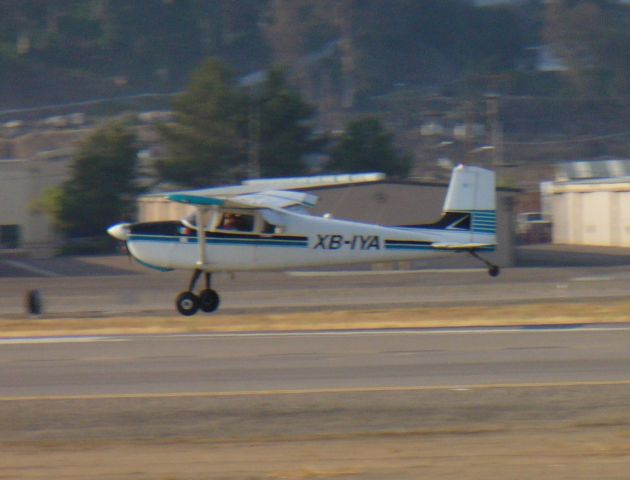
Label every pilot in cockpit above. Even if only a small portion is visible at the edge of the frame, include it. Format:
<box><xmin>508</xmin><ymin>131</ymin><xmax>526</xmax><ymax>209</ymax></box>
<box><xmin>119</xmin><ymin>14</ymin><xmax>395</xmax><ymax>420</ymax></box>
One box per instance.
<box><xmin>220</xmin><ymin>213</ymin><xmax>254</xmax><ymax>231</ymax></box>
<box><xmin>221</xmin><ymin>213</ymin><xmax>239</xmax><ymax>230</ymax></box>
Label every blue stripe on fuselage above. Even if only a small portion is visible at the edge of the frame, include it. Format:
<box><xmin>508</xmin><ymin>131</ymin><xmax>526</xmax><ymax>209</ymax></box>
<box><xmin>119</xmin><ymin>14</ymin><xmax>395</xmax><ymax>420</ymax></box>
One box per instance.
<box><xmin>128</xmin><ymin>234</ymin><xmax>308</xmax><ymax>248</ymax></box>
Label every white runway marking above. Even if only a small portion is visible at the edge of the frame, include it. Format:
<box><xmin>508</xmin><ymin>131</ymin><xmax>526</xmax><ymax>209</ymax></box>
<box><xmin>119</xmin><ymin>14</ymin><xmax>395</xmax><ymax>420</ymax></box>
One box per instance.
<box><xmin>163</xmin><ymin>324</ymin><xmax>630</xmax><ymax>339</ymax></box>
<box><xmin>2</xmin><ymin>260</ymin><xmax>60</xmax><ymax>277</ymax></box>
<box><xmin>572</xmin><ymin>275</ymin><xmax>613</xmax><ymax>282</ymax></box>
<box><xmin>0</xmin><ymin>336</ymin><xmax>125</xmax><ymax>345</ymax></box>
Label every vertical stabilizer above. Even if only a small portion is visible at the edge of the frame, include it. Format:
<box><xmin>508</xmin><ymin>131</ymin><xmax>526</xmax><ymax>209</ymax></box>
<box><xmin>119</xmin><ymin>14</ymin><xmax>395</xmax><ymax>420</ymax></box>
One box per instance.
<box><xmin>443</xmin><ymin>165</ymin><xmax>495</xmax><ymax>213</ymax></box>
<box><xmin>398</xmin><ymin>165</ymin><xmax>497</xmax><ymax>242</ymax></box>
<box><xmin>439</xmin><ymin>165</ymin><xmax>496</xmax><ymax>240</ymax></box>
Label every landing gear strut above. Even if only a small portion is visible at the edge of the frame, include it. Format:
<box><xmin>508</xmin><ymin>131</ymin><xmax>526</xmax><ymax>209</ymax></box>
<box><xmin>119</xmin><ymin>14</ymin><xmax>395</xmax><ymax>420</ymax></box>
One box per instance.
<box><xmin>175</xmin><ymin>270</ymin><xmax>221</xmax><ymax>316</ymax></box>
<box><xmin>469</xmin><ymin>250</ymin><xmax>500</xmax><ymax>277</ymax></box>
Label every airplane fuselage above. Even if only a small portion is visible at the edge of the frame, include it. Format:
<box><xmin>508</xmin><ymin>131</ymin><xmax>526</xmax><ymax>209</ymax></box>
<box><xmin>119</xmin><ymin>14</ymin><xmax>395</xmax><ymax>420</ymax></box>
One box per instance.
<box><xmin>126</xmin><ymin>209</ymin><xmax>495</xmax><ymax>272</ymax></box>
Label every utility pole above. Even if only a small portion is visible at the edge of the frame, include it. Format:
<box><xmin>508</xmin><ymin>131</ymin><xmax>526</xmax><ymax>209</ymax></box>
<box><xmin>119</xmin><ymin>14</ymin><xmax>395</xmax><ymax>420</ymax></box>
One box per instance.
<box><xmin>463</xmin><ymin>100</ymin><xmax>475</xmax><ymax>164</ymax></box>
<box><xmin>486</xmin><ymin>93</ymin><xmax>503</xmax><ymax>168</ymax></box>
<box><xmin>337</xmin><ymin>0</ymin><xmax>355</xmax><ymax>110</ymax></box>
<box><xmin>247</xmin><ymin>100</ymin><xmax>261</xmax><ymax>179</ymax></box>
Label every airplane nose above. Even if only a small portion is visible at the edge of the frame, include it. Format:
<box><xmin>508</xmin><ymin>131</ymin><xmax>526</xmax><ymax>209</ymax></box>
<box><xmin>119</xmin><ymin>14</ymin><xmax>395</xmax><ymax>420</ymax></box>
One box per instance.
<box><xmin>107</xmin><ymin>223</ymin><xmax>131</xmax><ymax>241</ymax></box>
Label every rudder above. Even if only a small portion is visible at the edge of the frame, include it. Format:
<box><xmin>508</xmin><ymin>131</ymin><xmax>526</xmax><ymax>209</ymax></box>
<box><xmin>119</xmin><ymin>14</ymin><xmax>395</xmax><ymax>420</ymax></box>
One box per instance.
<box><xmin>443</xmin><ymin>165</ymin><xmax>495</xmax><ymax>213</ymax></box>
<box><xmin>443</xmin><ymin>165</ymin><xmax>496</xmax><ymax>238</ymax></box>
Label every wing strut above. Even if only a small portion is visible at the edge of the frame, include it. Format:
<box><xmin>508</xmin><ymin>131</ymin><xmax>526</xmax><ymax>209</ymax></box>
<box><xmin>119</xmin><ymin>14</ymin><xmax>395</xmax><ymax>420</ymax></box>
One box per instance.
<box><xmin>195</xmin><ymin>206</ymin><xmax>208</xmax><ymax>267</ymax></box>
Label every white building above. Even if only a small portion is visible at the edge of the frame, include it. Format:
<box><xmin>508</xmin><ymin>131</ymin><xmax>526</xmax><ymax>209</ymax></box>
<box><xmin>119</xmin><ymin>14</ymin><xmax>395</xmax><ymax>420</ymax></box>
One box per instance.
<box><xmin>0</xmin><ymin>148</ymin><xmax>75</xmax><ymax>256</ymax></box>
<box><xmin>550</xmin><ymin>177</ymin><xmax>630</xmax><ymax>247</ymax></box>
<box><xmin>0</xmin><ymin>120</ymin><xmax>161</xmax><ymax>257</ymax></box>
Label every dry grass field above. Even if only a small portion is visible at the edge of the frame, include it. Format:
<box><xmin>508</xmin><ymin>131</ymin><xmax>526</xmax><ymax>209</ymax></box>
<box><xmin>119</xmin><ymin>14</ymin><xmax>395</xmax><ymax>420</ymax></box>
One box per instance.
<box><xmin>2</xmin><ymin>299</ymin><xmax>630</xmax><ymax>338</ymax></box>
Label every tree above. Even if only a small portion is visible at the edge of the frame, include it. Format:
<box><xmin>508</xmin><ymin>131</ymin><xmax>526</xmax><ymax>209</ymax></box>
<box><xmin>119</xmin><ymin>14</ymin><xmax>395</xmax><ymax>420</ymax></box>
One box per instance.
<box><xmin>55</xmin><ymin>120</ymin><xmax>140</xmax><ymax>238</ymax></box>
<box><xmin>157</xmin><ymin>58</ymin><xmax>248</xmax><ymax>186</ymax></box>
<box><xmin>327</xmin><ymin>117</ymin><xmax>412</xmax><ymax>177</ymax></box>
<box><xmin>346</xmin><ymin>0</ymin><xmax>531</xmax><ymax>99</ymax></box>
<box><xmin>255</xmin><ymin>66</ymin><xmax>325</xmax><ymax>177</ymax></box>
<box><xmin>158</xmin><ymin>60</ymin><xmax>324</xmax><ymax>186</ymax></box>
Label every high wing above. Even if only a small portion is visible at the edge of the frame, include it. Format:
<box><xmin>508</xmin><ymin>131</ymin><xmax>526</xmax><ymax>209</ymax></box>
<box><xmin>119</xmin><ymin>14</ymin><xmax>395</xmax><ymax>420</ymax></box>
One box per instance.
<box><xmin>167</xmin><ymin>190</ymin><xmax>318</xmax><ymax>210</ymax></box>
<box><xmin>159</xmin><ymin>173</ymin><xmax>385</xmax><ymax>210</ymax></box>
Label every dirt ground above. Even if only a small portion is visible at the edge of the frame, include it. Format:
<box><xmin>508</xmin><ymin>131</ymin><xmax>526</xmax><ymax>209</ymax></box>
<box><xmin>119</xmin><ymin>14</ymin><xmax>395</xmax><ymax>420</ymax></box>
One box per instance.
<box><xmin>2</xmin><ymin>385</ymin><xmax>630</xmax><ymax>479</ymax></box>
<box><xmin>4</xmin><ymin>430</ymin><xmax>630</xmax><ymax>480</ymax></box>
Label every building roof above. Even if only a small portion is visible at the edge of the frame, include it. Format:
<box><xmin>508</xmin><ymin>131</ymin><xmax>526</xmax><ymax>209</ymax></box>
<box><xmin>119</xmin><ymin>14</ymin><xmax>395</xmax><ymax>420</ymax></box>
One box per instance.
<box><xmin>556</xmin><ymin>159</ymin><xmax>630</xmax><ymax>182</ymax></box>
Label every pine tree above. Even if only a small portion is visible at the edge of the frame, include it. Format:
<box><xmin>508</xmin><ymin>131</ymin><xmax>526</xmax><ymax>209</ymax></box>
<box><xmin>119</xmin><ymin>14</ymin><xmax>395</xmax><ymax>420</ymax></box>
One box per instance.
<box><xmin>56</xmin><ymin>120</ymin><xmax>140</xmax><ymax>237</ymax></box>
<box><xmin>328</xmin><ymin>117</ymin><xmax>411</xmax><ymax>177</ymax></box>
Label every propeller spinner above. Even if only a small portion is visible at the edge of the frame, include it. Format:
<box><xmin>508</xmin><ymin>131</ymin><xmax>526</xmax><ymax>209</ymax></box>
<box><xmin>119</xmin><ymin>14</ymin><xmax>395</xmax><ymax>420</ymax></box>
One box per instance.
<box><xmin>107</xmin><ymin>223</ymin><xmax>131</xmax><ymax>241</ymax></box>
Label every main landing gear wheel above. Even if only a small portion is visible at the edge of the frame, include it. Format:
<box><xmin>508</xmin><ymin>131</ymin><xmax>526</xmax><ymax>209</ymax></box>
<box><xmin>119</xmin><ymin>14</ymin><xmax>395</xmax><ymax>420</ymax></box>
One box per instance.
<box><xmin>175</xmin><ymin>269</ymin><xmax>221</xmax><ymax>316</ymax></box>
<box><xmin>468</xmin><ymin>250</ymin><xmax>501</xmax><ymax>278</ymax></box>
<box><xmin>176</xmin><ymin>291</ymin><xmax>199</xmax><ymax>316</ymax></box>
<box><xmin>199</xmin><ymin>288</ymin><xmax>220</xmax><ymax>313</ymax></box>
<box><xmin>488</xmin><ymin>265</ymin><xmax>500</xmax><ymax>277</ymax></box>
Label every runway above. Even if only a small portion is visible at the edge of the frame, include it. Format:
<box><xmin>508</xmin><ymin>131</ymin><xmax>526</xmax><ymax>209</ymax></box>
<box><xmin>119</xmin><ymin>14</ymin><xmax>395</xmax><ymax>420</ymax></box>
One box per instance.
<box><xmin>3</xmin><ymin>262</ymin><xmax>630</xmax><ymax>317</ymax></box>
<box><xmin>3</xmin><ymin>326</ymin><xmax>630</xmax><ymax>479</ymax></box>
<box><xmin>2</xmin><ymin>326</ymin><xmax>630</xmax><ymax>399</ymax></box>
<box><xmin>3</xmin><ymin>248</ymin><xmax>630</xmax><ymax>477</ymax></box>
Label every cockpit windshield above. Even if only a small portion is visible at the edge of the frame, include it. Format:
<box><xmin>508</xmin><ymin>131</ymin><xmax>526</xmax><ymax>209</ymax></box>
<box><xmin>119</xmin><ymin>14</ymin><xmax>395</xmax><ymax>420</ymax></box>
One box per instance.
<box><xmin>182</xmin><ymin>213</ymin><xmax>197</xmax><ymax>229</ymax></box>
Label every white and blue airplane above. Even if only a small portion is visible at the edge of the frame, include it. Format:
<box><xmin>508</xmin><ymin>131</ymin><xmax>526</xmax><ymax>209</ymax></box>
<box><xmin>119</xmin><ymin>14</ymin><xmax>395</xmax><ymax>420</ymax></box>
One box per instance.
<box><xmin>108</xmin><ymin>164</ymin><xmax>499</xmax><ymax>316</ymax></box>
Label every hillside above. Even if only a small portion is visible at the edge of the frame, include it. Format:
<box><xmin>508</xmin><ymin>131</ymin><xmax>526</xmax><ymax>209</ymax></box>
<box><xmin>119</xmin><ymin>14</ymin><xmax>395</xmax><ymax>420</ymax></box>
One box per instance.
<box><xmin>1</xmin><ymin>0</ymin><xmax>627</xmax><ymax>181</ymax></box>
<box><xmin>0</xmin><ymin>0</ymin><xmax>538</xmax><ymax>110</ymax></box>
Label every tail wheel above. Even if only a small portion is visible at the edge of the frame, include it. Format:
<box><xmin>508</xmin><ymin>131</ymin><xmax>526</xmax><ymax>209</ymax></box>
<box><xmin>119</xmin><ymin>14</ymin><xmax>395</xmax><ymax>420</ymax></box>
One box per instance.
<box><xmin>488</xmin><ymin>265</ymin><xmax>500</xmax><ymax>277</ymax></box>
<box><xmin>199</xmin><ymin>288</ymin><xmax>220</xmax><ymax>313</ymax></box>
<box><xmin>176</xmin><ymin>291</ymin><xmax>199</xmax><ymax>316</ymax></box>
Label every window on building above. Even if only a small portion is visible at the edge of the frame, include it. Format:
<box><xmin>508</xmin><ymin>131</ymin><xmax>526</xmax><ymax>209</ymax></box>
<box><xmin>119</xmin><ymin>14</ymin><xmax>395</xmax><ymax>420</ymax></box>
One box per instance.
<box><xmin>0</xmin><ymin>225</ymin><xmax>20</xmax><ymax>249</ymax></box>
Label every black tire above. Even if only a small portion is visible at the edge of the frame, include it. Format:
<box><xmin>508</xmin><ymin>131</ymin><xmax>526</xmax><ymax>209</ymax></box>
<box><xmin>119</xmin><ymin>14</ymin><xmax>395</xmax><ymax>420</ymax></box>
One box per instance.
<box><xmin>176</xmin><ymin>291</ymin><xmax>199</xmax><ymax>316</ymax></box>
<box><xmin>199</xmin><ymin>288</ymin><xmax>220</xmax><ymax>313</ymax></box>
<box><xmin>488</xmin><ymin>265</ymin><xmax>500</xmax><ymax>277</ymax></box>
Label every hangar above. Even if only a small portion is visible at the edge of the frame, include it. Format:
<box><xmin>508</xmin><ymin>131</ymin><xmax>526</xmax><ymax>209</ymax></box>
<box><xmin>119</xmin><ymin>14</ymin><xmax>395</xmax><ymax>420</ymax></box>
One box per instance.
<box><xmin>550</xmin><ymin>177</ymin><xmax>630</xmax><ymax>247</ymax></box>
<box><xmin>549</xmin><ymin>160</ymin><xmax>630</xmax><ymax>247</ymax></box>
<box><xmin>139</xmin><ymin>179</ymin><xmax>517</xmax><ymax>267</ymax></box>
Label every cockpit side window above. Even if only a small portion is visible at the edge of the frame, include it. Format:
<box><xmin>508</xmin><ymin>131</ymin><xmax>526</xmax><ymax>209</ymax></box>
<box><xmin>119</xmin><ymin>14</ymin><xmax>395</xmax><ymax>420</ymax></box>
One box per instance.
<box><xmin>262</xmin><ymin>221</ymin><xmax>276</xmax><ymax>234</ymax></box>
<box><xmin>183</xmin><ymin>211</ymin><xmax>260</xmax><ymax>233</ymax></box>
<box><xmin>218</xmin><ymin>212</ymin><xmax>255</xmax><ymax>232</ymax></box>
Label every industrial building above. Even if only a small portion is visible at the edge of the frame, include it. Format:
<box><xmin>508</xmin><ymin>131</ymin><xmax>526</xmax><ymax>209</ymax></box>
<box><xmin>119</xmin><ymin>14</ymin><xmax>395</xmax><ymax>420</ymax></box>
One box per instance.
<box><xmin>0</xmin><ymin>118</ymin><xmax>160</xmax><ymax>257</ymax></box>
<box><xmin>0</xmin><ymin>135</ymin><xmax>80</xmax><ymax>257</ymax></box>
<box><xmin>549</xmin><ymin>159</ymin><xmax>630</xmax><ymax>247</ymax></box>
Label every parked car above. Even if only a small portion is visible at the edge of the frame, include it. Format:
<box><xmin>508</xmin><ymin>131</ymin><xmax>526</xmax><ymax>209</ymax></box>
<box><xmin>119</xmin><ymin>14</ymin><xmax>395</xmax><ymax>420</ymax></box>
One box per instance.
<box><xmin>516</xmin><ymin>212</ymin><xmax>551</xmax><ymax>243</ymax></box>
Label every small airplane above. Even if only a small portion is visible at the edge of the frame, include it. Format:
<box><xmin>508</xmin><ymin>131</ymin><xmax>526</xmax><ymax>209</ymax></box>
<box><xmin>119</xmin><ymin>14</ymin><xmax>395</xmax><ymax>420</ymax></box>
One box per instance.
<box><xmin>108</xmin><ymin>164</ymin><xmax>499</xmax><ymax>316</ymax></box>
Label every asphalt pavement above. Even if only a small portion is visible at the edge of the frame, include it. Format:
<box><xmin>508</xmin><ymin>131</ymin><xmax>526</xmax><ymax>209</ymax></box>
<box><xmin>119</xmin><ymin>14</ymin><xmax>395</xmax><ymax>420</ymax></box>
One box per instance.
<box><xmin>3</xmin><ymin>251</ymin><xmax>630</xmax><ymax>316</ymax></box>
<box><xmin>2</xmin><ymin>326</ymin><xmax>630</xmax><ymax>398</ymax></box>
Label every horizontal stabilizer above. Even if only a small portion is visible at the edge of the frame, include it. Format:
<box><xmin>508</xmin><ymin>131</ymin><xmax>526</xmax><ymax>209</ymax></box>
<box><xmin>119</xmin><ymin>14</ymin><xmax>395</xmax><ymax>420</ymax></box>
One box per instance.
<box><xmin>432</xmin><ymin>242</ymin><xmax>496</xmax><ymax>251</ymax></box>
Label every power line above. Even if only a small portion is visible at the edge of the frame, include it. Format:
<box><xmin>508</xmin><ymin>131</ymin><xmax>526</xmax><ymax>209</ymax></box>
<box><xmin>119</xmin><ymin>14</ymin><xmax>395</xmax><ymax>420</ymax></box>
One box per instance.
<box><xmin>505</xmin><ymin>130</ymin><xmax>630</xmax><ymax>146</ymax></box>
<box><xmin>0</xmin><ymin>92</ymin><xmax>181</xmax><ymax>119</ymax></box>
